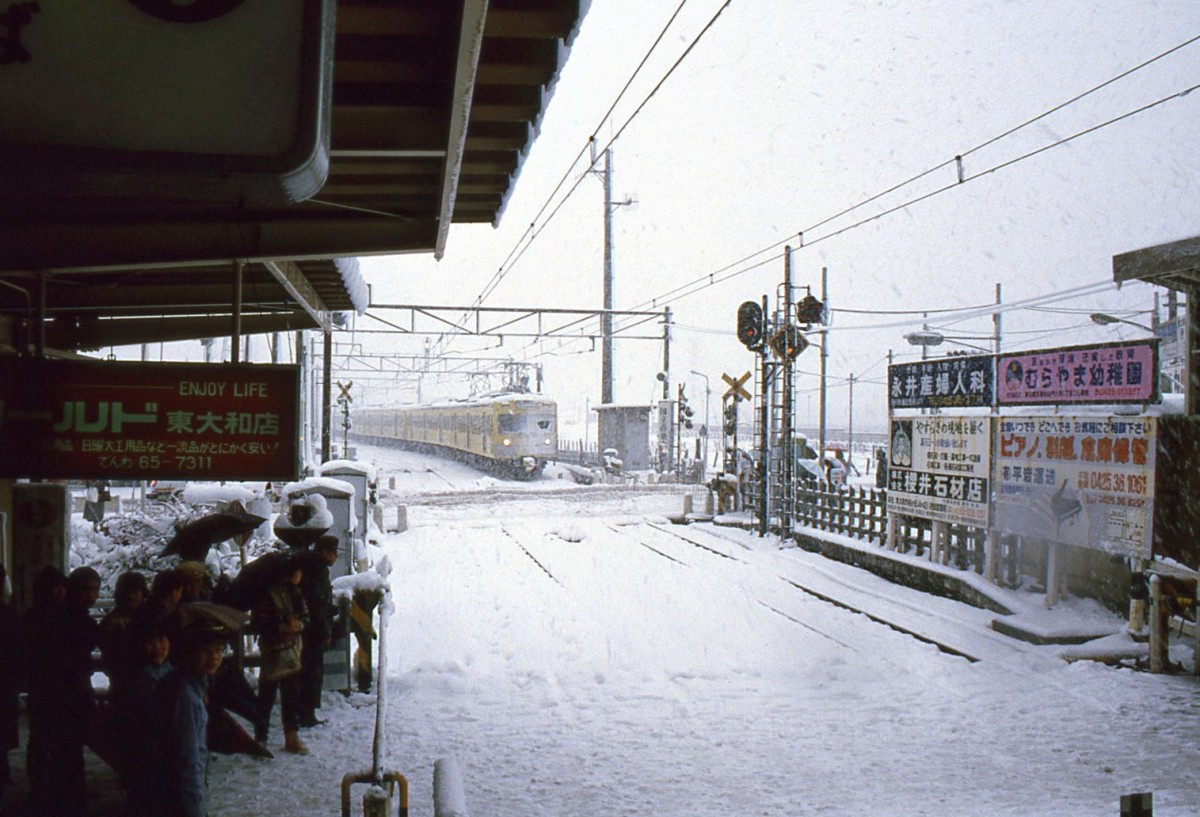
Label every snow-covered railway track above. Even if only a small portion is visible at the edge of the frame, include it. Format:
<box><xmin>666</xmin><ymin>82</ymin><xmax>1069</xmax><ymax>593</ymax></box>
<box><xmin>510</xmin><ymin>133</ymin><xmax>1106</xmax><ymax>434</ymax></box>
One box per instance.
<box><xmin>638</xmin><ymin>522</ymin><xmax>985</xmax><ymax>663</ymax></box>
<box><xmin>408</xmin><ymin>483</ymin><xmax>695</xmax><ymax>507</ymax></box>
<box><xmin>499</xmin><ymin>525</ymin><xmax>561</xmax><ymax>585</ymax></box>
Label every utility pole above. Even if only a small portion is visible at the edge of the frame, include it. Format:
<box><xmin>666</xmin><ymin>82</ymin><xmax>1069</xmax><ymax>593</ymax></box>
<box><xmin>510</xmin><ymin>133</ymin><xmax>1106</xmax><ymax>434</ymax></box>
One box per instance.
<box><xmin>818</xmin><ymin>266</ymin><xmax>828</xmax><ymax>464</ymax></box>
<box><xmin>847</xmin><ymin>373</ymin><xmax>855</xmax><ymax>468</ymax></box>
<box><xmin>781</xmin><ymin>248</ymin><xmax>794</xmax><ymax>532</ymax></box>
<box><xmin>662</xmin><ymin>307</ymin><xmax>671</xmax><ymax>399</ymax></box>
<box><xmin>993</xmin><ymin>282</ymin><xmax>1002</xmax><ymax>353</ymax></box>
<box><xmin>591</xmin><ymin>143</ymin><xmax>635</xmax><ymax>405</ymax></box>
<box><xmin>759</xmin><ymin>293</ymin><xmax>771</xmax><ymax>537</ymax></box>
<box><xmin>322</xmin><ymin>324</ymin><xmax>332</xmax><ymax>462</ymax></box>
<box><xmin>601</xmin><ymin>146</ymin><xmax>614</xmax><ymax>405</ymax></box>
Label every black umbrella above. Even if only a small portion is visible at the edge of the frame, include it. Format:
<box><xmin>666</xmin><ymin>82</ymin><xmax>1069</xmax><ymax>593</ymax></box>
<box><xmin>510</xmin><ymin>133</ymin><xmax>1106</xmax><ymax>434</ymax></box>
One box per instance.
<box><xmin>177</xmin><ymin>601</ymin><xmax>251</xmax><ymax>634</ymax></box>
<box><xmin>162</xmin><ymin>509</ymin><xmax>267</xmax><ymax>561</ymax></box>
<box><xmin>223</xmin><ymin>550</ymin><xmax>290</xmax><ymax>612</ymax></box>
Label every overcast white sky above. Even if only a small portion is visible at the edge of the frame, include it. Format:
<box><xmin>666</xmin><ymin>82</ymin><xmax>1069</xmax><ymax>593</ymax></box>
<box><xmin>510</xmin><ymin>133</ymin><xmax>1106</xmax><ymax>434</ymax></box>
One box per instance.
<box><xmin>356</xmin><ymin>0</ymin><xmax>1199</xmax><ymax>436</ymax></box>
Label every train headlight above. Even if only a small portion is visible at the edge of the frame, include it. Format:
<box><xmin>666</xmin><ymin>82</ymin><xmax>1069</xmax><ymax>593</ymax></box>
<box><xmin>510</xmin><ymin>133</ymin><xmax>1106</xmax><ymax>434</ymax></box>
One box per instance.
<box><xmin>544</xmin><ymin>438</ymin><xmax>552</xmax><ymax>445</ymax></box>
<box><xmin>503</xmin><ymin>438</ymin><xmax>512</xmax><ymax>446</ymax></box>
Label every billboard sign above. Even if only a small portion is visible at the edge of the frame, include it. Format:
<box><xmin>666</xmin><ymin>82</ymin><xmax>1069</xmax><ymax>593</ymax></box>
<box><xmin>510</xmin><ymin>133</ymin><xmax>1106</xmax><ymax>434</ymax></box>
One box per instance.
<box><xmin>886</xmin><ymin>415</ymin><xmax>991</xmax><ymax>526</ymax></box>
<box><xmin>996</xmin><ymin>415</ymin><xmax>1156</xmax><ymax>557</ymax></box>
<box><xmin>996</xmin><ymin>340</ymin><xmax>1158</xmax><ymax>406</ymax></box>
<box><xmin>0</xmin><ymin>358</ymin><xmax>299</xmax><ymax>481</ymax></box>
<box><xmin>888</xmin><ymin>355</ymin><xmax>994</xmax><ymax>410</ymax></box>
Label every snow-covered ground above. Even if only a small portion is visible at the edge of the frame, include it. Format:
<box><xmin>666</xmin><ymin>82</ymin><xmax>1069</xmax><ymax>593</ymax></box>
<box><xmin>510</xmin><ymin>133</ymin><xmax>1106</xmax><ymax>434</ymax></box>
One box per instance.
<box><xmin>199</xmin><ymin>443</ymin><xmax>1200</xmax><ymax>817</ymax></box>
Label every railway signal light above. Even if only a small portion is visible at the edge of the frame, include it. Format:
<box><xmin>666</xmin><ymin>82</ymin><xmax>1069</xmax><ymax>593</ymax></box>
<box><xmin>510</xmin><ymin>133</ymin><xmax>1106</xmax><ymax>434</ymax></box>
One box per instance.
<box><xmin>795</xmin><ymin>294</ymin><xmax>824</xmax><ymax>325</ymax></box>
<box><xmin>677</xmin><ymin>397</ymin><xmax>695</xmax><ymax>430</ymax></box>
<box><xmin>736</xmin><ymin>301</ymin><xmax>764</xmax><ymax>349</ymax></box>
<box><xmin>723</xmin><ymin>403</ymin><xmax>737</xmax><ymax>435</ymax></box>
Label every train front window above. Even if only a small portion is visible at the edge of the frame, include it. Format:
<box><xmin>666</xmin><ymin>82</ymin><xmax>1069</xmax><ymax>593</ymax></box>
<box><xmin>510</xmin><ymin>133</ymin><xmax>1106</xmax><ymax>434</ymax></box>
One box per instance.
<box><xmin>537</xmin><ymin>419</ymin><xmax>552</xmax><ymax>431</ymax></box>
<box><xmin>498</xmin><ymin>414</ymin><xmax>524</xmax><ymax>433</ymax></box>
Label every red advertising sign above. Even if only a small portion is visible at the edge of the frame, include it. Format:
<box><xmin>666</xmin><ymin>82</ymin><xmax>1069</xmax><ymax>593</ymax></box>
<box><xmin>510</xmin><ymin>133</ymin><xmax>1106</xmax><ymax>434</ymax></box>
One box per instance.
<box><xmin>996</xmin><ymin>340</ymin><xmax>1158</xmax><ymax>406</ymax></box>
<box><xmin>0</xmin><ymin>359</ymin><xmax>299</xmax><ymax>481</ymax></box>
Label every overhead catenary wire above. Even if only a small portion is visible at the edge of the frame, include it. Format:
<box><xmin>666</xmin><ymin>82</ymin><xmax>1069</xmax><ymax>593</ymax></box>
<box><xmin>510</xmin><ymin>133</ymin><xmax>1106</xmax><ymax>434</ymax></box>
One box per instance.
<box><xmin>459</xmin><ymin>0</ymin><xmax>723</xmax><ymax>326</ymax></box>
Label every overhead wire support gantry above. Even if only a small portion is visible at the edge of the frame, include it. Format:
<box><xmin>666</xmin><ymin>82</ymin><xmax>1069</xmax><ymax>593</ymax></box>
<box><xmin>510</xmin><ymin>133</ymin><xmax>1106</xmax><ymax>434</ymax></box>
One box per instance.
<box><xmin>362</xmin><ymin>303</ymin><xmax>666</xmax><ymax>342</ymax></box>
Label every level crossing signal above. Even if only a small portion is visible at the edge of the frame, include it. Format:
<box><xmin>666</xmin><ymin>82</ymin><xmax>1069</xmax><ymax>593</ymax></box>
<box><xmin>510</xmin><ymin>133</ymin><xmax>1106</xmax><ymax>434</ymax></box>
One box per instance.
<box><xmin>723</xmin><ymin>403</ymin><xmax>737</xmax><ymax>435</ymax></box>
<box><xmin>677</xmin><ymin>386</ymin><xmax>695</xmax><ymax>429</ymax></box>
<box><xmin>736</xmin><ymin>301</ymin><xmax>763</xmax><ymax>349</ymax></box>
<box><xmin>769</xmin><ymin>325</ymin><xmax>808</xmax><ymax>362</ymax></box>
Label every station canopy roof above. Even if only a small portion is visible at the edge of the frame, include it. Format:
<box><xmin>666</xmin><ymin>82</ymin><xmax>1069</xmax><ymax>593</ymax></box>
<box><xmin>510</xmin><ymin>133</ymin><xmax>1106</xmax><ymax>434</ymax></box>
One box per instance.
<box><xmin>0</xmin><ymin>0</ymin><xmax>588</xmax><ymax>352</ymax></box>
<box><xmin>1113</xmin><ymin>235</ymin><xmax>1200</xmax><ymax>293</ymax></box>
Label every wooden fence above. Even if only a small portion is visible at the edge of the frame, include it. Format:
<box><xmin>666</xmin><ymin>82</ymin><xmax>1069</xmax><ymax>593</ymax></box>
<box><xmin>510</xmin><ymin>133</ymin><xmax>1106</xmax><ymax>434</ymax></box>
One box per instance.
<box><xmin>788</xmin><ymin>484</ymin><xmax>1022</xmax><ymax>584</ymax></box>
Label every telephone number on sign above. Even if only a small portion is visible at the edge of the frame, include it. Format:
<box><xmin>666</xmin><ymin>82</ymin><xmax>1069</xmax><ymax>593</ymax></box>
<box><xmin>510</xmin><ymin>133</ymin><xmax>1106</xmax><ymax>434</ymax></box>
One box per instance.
<box><xmin>176</xmin><ymin>455</ymin><xmax>214</xmax><ymax>470</ymax></box>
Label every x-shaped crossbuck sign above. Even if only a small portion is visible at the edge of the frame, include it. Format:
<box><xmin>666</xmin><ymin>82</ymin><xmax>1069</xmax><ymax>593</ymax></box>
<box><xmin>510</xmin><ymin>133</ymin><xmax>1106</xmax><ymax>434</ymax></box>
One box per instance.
<box><xmin>722</xmin><ymin>371</ymin><xmax>752</xmax><ymax>401</ymax></box>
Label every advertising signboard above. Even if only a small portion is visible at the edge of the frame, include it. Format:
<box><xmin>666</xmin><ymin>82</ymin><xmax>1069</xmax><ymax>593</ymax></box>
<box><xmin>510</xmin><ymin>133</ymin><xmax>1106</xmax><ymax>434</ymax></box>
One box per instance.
<box><xmin>0</xmin><ymin>358</ymin><xmax>299</xmax><ymax>481</ymax></box>
<box><xmin>996</xmin><ymin>340</ymin><xmax>1158</xmax><ymax>406</ymax></box>
<box><xmin>996</xmin><ymin>415</ymin><xmax>1156</xmax><ymax>557</ymax></box>
<box><xmin>888</xmin><ymin>355</ymin><xmax>993</xmax><ymax>411</ymax></box>
<box><xmin>886</xmin><ymin>415</ymin><xmax>991</xmax><ymax>527</ymax></box>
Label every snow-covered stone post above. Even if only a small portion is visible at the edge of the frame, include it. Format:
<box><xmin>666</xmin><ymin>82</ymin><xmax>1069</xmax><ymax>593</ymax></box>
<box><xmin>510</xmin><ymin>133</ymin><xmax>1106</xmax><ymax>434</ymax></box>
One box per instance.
<box><xmin>930</xmin><ymin>520</ymin><xmax>945</xmax><ymax>565</ymax></box>
<box><xmin>1149</xmin><ymin>574</ymin><xmax>1167</xmax><ymax>673</ymax></box>
<box><xmin>1044</xmin><ymin>540</ymin><xmax>1060</xmax><ymax>608</ymax></box>
<box><xmin>433</xmin><ymin>758</ymin><xmax>470</xmax><ymax>817</ymax></box>
<box><xmin>984</xmin><ymin>529</ymin><xmax>999</xmax><ymax>584</ymax></box>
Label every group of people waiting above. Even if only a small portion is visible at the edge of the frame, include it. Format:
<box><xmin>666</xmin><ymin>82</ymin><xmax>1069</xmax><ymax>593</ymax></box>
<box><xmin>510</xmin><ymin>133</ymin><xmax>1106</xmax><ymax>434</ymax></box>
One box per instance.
<box><xmin>0</xmin><ymin>532</ymin><xmax>340</xmax><ymax>817</ymax></box>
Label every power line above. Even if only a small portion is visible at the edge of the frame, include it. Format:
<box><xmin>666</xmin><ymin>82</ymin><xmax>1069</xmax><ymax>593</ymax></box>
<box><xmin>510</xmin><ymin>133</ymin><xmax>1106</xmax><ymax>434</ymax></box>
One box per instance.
<box><xmin>465</xmin><ymin>0</ymin><xmax>722</xmax><ymax>313</ymax></box>
<box><xmin>599</xmin><ymin>35</ymin><xmax>1200</xmax><ymax>322</ymax></box>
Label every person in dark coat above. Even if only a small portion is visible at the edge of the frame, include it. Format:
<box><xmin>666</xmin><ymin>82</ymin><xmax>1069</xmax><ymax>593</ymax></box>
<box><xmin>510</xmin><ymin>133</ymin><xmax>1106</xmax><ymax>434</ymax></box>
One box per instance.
<box><xmin>252</xmin><ymin>555</ymin><xmax>309</xmax><ymax>755</ymax></box>
<box><xmin>0</xmin><ymin>563</ymin><xmax>21</xmax><ymax>807</ymax></box>
<box><xmin>147</xmin><ymin>621</ymin><xmax>228</xmax><ymax>817</ymax></box>
<box><xmin>297</xmin><ymin>534</ymin><xmax>339</xmax><ymax>728</ymax></box>
<box><xmin>100</xmin><ymin>570</ymin><xmax>149</xmax><ymax>685</ymax></box>
<box><xmin>113</xmin><ymin>616</ymin><xmax>173</xmax><ymax>817</ymax></box>
<box><xmin>23</xmin><ymin>565</ymin><xmax>99</xmax><ymax>817</ymax></box>
<box><xmin>133</xmin><ymin>568</ymin><xmax>186</xmax><ymax>649</ymax></box>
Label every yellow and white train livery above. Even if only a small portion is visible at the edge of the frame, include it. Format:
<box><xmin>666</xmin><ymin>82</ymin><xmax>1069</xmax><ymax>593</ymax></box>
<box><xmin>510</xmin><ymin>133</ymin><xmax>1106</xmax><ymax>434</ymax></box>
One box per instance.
<box><xmin>354</xmin><ymin>394</ymin><xmax>557</xmax><ymax>479</ymax></box>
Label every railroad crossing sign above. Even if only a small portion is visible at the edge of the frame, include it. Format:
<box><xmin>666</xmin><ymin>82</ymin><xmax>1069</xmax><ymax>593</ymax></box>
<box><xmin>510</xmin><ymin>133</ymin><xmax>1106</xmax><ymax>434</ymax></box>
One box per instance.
<box><xmin>722</xmin><ymin>371</ymin><xmax>752</xmax><ymax>401</ymax></box>
<box><xmin>337</xmin><ymin>380</ymin><xmax>354</xmax><ymax>403</ymax></box>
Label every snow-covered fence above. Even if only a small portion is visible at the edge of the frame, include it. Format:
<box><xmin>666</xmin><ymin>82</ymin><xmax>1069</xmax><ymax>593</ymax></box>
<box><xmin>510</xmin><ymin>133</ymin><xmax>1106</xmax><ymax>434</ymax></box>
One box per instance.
<box><xmin>556</xmin><ymin>438</ymin><xmax>601</xmax><ymax>467</ymax></box>
<box><xmin>794</xmin><ymin>484</ymin><xmax>887</xmax><ymax>543</ymax></box>
<box><xmin>791</xmin><ymin>485</ymin><xmax>1004</xmax><ymax>580</ymax></box>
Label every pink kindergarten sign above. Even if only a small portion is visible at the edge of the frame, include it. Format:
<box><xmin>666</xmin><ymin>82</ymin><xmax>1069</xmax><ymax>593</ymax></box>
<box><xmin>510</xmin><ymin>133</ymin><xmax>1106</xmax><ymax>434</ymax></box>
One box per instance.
<box><xmin>996</xmin><ymin>340</ymin><xmax>1158</xmax><ymax>406</ymax></box>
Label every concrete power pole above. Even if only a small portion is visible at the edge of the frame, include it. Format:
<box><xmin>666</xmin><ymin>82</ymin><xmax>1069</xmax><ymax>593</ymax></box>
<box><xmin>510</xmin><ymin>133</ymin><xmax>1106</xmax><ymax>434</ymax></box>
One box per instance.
<box><xmin>602</xmin><ymin>147</ymin><xmax>614</xmax><ymax>405</ymax></box>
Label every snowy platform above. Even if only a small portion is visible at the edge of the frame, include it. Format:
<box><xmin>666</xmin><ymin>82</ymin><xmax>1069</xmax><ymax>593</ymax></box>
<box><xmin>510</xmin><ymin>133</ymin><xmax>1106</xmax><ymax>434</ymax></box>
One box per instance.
<box><xmin>991</xmin><ymin>611</ymin><xmax>1123</xmax><ymax>646</ymax></box>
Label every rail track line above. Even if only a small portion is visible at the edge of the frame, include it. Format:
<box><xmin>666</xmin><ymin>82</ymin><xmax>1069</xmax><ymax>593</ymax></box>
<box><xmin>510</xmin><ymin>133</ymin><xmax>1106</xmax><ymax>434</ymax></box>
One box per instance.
<box><xmin>640</xmin><ymin>522</ymin><xmax>982</xmax><ymax>663</ymax></box>
<box><xmin>499</xmin><ymin>525</ymin><xmax>562</xmax><ymax>586</ymax></box>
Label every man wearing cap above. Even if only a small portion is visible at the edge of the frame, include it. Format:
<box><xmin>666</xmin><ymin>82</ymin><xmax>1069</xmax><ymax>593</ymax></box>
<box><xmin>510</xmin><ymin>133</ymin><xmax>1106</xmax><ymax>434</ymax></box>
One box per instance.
<box><xmin>297</xmin><ymin>534</ymin><xmax>339</xmax><ymax>728</ymax></box>
<box><xmin>147</xmin><ymin>621</ymin><xmax>228</xmax><ymax>817</ymax></box>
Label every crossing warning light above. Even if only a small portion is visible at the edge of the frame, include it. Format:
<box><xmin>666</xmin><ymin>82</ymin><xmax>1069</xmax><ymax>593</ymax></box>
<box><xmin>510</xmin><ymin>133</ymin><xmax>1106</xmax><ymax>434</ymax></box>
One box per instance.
<box><xmin>769</xmin><ymin>325</ymin><xmax>809</xmax><ymax>362</ymax></box>
<box><xmin>736</xmin><ymin>301</ymin><xmax>763</xmax><ymax>349</ymax></box>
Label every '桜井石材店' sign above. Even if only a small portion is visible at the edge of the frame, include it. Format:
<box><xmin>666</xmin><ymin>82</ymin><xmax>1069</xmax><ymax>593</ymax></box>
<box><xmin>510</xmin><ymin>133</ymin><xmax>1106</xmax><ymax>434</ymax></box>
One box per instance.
<box><xmin>887</xmin><ymin>415</ymin><xmax>992</xmax><ymax>527</ymax></box>
<box><xmin>0</xmin><ymin>359</ymin><xmax>299</xmax><ymax>481</ymax></box>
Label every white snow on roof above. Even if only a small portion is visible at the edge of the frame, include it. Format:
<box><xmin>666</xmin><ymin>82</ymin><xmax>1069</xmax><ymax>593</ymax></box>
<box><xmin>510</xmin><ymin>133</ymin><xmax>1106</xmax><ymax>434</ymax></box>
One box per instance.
<box><xmin>335</xmin><ymin>257</ymin><xmax>369</xmax><ymax>314</ymax></box>
<box><xmin>318</xmin><ymin>459</ymin><xmax>377</xmax><ymax>482</ymax></box>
